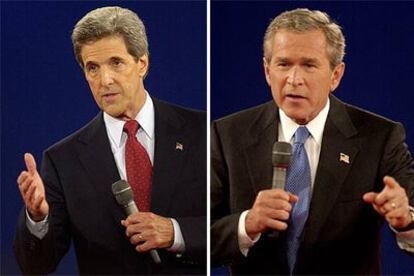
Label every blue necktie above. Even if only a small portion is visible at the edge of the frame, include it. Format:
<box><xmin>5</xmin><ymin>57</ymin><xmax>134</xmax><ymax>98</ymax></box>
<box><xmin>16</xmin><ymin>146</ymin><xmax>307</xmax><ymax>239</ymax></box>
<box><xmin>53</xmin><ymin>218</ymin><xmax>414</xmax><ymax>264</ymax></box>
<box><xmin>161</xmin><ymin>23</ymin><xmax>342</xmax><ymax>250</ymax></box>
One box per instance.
<box><xmin>285</xmin><ymin>126</ymin><xmax>311</xmax><ymax>274</ymax></box>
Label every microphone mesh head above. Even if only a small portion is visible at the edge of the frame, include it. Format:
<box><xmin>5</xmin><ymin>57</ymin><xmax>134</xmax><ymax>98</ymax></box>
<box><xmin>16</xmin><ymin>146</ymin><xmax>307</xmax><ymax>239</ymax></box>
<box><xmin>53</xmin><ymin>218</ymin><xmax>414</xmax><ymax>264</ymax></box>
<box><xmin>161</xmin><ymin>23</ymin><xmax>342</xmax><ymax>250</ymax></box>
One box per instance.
<box><xmin>112</xmin><ymin>180</ymin><xmax>134</xmax><ymax>206</ymax></box>
<box><xmin>272</xmin><ymin>142</ymin><xmax>292</xmax><ymax>167</ymax></box>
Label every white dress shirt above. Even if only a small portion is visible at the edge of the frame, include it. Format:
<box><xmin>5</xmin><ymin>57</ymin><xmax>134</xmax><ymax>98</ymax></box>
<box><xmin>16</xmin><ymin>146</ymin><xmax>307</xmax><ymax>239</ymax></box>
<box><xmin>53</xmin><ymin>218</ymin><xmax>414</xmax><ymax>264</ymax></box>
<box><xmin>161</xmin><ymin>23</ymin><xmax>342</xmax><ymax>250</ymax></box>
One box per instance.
<box><xmin>26</xmin><ymin>92</ymin><xmax>185</xmax><ymax>253</ymax></box>
<box><xmin>238</xmin><ymin>99</ymin><xmax>414</xmax><ymax>255</ymax></box>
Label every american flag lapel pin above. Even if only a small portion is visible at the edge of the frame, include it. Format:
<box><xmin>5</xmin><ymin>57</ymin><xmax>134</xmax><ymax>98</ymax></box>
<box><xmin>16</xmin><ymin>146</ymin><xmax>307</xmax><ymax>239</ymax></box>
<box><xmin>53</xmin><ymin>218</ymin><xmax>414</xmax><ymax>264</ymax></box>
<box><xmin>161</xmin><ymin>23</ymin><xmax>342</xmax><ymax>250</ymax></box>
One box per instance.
<box><xmin>176</xmin><ymin>142</ymin><xmax>184</xmax><ymax>151</ymax></box>
<box><xmin>339</xmin><ymin>153</ymin><xmax>350</xmax><ymax>164</ymax></box>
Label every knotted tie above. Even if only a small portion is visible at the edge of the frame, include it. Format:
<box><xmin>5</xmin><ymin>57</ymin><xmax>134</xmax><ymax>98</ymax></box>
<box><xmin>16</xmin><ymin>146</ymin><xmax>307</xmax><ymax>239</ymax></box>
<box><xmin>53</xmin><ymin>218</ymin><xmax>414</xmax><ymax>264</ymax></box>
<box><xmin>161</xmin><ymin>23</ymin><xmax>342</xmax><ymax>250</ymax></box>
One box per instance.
<box><xmin>285</xmin><ymin>126</ymin><xmax>311</xmax><ymax>274</ymax></box>
<box><xmin>123</xmin><ymin>120</ymin><xmax>152</xmax><ymax>212</ymax></box>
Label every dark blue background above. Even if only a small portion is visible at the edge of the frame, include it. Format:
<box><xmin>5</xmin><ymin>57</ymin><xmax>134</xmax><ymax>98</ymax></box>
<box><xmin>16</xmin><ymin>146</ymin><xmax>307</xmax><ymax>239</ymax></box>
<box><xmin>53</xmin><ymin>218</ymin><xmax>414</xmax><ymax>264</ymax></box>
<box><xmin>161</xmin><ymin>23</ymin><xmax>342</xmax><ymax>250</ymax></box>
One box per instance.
<box><xmin>1</xmin><ymin>1</ymin><xmax>206</xmax><ymax>274</ymax></box>
<box><xmin>211</xmin><ymin>1</ymin><xmax>414</xmax><ymax>275</ymax></box>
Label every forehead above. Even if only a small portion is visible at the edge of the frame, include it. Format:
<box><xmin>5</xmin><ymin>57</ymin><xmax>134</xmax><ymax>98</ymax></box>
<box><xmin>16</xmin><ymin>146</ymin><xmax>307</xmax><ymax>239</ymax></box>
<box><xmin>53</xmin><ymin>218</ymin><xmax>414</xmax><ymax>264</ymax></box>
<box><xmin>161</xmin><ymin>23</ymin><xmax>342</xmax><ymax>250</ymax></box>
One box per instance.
<box><xmin>271</xmin><ymin>30</ymin><xmax>329</xmax><ymax>61</ymax></box>
<box><xmin>80</xmin><ymin>36</ymin><xmax>132</xmax><ymax>64</ymax></box>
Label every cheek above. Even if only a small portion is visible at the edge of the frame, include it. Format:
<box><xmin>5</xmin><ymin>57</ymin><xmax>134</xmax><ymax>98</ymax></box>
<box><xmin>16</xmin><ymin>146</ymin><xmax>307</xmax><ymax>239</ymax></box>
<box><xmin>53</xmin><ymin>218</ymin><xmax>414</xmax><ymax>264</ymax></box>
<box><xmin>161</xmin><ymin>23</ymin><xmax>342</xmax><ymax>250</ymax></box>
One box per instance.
<box><xmin>87</xmin><ymin>81</ymin><xmax>101</xmax><ymax>101</ymax></box>
<box><xmin>269</xmin><ymin>75</ymin><xmax>285</xmax><ymax>97</ymax></box>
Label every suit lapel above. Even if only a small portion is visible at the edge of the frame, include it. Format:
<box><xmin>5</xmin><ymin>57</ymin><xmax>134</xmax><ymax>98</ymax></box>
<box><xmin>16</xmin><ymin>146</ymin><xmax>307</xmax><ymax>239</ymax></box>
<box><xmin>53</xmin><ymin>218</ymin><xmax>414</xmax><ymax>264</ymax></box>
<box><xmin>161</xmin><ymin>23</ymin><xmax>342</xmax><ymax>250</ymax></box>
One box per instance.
<box><xmin>303</xmin><ymin>96</ymin><xmax>360</xmax><ymax>244</ymax></box>
<box><xmin>243</xmin><ymin>102</ymin><xmax>279</xmax><ymax>193</ymax></box>
<box><xmin>151</xmin><ymin>99</ymin><xmax>187</xmax><ymax>215</ymax></box>
<box><xmin>76</xmin><ymin>113</ymin><xmax>124</xmax><ymax>223</ymax></box>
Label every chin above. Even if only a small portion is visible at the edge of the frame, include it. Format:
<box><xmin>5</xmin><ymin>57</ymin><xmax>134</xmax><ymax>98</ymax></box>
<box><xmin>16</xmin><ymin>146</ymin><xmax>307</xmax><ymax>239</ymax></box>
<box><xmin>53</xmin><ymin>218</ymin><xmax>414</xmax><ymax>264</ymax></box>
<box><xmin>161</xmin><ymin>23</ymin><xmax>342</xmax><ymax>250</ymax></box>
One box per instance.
<box><xmin>285</xmin><ymin>111</ymin><xmax>309</xmax><ymax>125</ymax></box>
<box><xmin>102</xmin><ymin>106</ymin><xmax>124</xmax><ymax>118</ymax></box>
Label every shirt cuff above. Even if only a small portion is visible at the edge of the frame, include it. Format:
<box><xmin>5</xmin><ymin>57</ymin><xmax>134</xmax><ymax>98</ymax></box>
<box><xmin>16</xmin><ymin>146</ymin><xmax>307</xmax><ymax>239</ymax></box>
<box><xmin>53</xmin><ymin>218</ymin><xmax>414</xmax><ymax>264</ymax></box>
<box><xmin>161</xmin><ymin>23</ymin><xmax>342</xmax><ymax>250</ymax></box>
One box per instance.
<box><xmin>167</xmin><ymin>218</ymin><xmax>185</xmax><ymax>253</ymax></box>
<box><xmin>389</xmin><ymin>207</ymin><xmax>414</xmax><ymax>253</ymax></box>
<box><xmin>25</xmin><ymin>208</ymin><xmax>49</xmax><ymax>240</ymax></box>
<box><xmin>238</xmin><ymin>210</ymin><xmax>261</xmax><ymax>256</ymax></box>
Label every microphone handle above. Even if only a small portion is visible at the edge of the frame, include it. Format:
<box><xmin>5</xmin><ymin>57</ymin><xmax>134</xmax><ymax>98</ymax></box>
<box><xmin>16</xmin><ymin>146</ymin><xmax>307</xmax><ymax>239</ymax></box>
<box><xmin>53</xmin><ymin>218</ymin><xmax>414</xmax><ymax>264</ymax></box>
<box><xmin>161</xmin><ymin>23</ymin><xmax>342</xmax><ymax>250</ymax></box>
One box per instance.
<box><xmin>269</xmin><ymin>167</ymin><xmax>287</xmax><ymax>239</ymax></box>
<box><xmin>272</xmin><ymin>167</ymin><xmax>287</xmax><ymax>189</ymax></box>
<box><xmin>125</xmin><ymin>202</ymin><xmax>162</xmax><ymax>264</ymax></box>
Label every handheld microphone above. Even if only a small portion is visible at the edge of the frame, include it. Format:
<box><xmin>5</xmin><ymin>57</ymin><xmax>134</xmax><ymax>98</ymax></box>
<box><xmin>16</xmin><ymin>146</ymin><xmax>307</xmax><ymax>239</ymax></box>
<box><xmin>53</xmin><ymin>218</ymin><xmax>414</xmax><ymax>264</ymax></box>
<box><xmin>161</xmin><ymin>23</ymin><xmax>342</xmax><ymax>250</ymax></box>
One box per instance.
<box><xmin>272</xmin><ymin>142</ymin><xmax>292</xmax><ymax>189</ymax></box>
<box><xmin>269</xmin><ymin>141</ymin><xmax>292</xmax><ymax>239</ymax></box>
<box><xmin>112</xmin><ymin>180</ymin><xmax>161</xmax><ymax>264</ymax></box>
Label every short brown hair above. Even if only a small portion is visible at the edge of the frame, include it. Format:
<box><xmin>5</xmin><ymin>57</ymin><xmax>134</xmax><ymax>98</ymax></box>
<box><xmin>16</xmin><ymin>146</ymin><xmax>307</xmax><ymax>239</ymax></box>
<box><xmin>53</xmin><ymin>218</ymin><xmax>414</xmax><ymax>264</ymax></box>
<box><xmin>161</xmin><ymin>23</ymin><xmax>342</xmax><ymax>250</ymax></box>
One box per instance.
<box><xmin>263</xmin><ymin>8</ymin><xmax>345</xmax><ymax>70</ymax></box>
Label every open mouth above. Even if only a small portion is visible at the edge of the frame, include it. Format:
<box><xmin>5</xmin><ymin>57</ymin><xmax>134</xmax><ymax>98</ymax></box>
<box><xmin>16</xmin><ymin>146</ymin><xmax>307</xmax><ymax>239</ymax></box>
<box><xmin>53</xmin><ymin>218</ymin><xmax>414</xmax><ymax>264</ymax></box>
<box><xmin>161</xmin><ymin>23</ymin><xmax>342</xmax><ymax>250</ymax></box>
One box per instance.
<box><xmin>102</xmin><ymin>93</ymin><xmax>119</xmax><ymax>101</ymax></box>
<box><xmin>286</xmin><ymin>94</ymin><xmax>306</xmax><ymax>100</ymax></box>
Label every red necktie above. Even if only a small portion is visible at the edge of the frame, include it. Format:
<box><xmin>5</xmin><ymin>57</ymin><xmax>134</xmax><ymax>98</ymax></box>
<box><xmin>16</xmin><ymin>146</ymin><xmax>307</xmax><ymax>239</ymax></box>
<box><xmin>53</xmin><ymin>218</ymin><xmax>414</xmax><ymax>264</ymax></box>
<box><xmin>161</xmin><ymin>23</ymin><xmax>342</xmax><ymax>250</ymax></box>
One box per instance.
<box><xmin>123</xmin><ymin>120</ymin><xmax>152</xmax><ymax>212</ymax></box>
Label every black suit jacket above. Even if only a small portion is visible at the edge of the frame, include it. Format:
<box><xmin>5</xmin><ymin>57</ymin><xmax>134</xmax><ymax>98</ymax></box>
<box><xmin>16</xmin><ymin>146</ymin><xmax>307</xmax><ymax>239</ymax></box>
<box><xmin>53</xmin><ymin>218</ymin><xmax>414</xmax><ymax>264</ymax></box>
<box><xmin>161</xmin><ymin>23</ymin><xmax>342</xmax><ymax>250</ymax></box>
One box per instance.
<box><xmin>14</xmin><ymin>98</ymin><xmax>206</xmax><ymax>275</ymax></box>
<box><xmin>211</xmin><ymin>95</ymin><xmax>414</xmax><ymax>275</ymax></box>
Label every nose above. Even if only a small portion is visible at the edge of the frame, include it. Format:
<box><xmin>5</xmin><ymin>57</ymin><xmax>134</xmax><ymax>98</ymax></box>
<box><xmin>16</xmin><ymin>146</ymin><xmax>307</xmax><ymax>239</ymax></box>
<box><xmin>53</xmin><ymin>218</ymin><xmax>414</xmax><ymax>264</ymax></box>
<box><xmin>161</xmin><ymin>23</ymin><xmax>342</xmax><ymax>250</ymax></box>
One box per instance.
<box><xmin>286</xmin><ymin>66</ymin><xmax>304</xmax><ymax>86</ymax></box>
<box><xmin>100</xmin><ymin>67</ymin><xmax>114</xmax><ymax>86</ymax></box>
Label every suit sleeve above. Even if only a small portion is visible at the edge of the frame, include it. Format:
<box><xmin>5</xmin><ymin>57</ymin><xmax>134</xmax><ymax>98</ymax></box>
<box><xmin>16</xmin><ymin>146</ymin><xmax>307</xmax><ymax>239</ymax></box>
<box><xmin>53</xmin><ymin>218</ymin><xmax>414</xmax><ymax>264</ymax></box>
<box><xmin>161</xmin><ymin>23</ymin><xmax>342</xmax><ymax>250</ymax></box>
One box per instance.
<box><xmin>173</xmin><ymin>111</ymin><xmax>207</xmax><ymax>266</ymax></box>
<box><xmin>210</xmin><ymin>121</ymin><xmax>246</xmax><ymax>266</ymax></box>
<box><xmin>14</xmin><ymin>150</ymin><xmax>71</xmax><ymax>274</ymax></box>
<box><xmin>379</xmin><ymin>122</ymin><xmax>414</xmax><ymax>254</ymax></box>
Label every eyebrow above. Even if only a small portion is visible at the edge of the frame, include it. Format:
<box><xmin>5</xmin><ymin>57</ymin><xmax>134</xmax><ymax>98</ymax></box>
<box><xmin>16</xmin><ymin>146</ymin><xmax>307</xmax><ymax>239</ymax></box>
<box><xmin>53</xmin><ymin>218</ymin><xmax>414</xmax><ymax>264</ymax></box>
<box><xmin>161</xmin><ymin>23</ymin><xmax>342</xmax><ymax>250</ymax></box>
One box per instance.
<box><xmin>301</xmin><ymin>57</ymin><xmax>320</xmax><ymax>64</ymax></box>
<box><xmin>84</xmin><ymin>61</ymin><xmax>98</xmax><ymax>68</ymax></box>
<box><xmin>84</xmin><ymin>56</ymin><xmax>125</xmax><ymax>67</ymax></box>
<box><xmin>273</xmin><ymin>57</ymin><xmax>320</xmax><ymax>64</ymax></box>
<box><xmin>109</xmin><ymin>56</ymin><xmax>124</xmax><ymax>62</ymax></box>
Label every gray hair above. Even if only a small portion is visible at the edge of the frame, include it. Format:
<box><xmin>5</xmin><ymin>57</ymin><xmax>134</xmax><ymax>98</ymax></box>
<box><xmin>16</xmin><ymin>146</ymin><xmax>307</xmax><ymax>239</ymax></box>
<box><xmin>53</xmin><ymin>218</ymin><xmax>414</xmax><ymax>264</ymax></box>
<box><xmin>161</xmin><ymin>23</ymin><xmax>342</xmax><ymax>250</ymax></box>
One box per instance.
<box><xmin>263</xmin><ymin>8</ymin><xmax>345</xmax><ymax>70</ymax></box>
<box><xmin>72</xmin><ymin>6</ymin><xmax>148</xmax><ymax>68</ymax></box>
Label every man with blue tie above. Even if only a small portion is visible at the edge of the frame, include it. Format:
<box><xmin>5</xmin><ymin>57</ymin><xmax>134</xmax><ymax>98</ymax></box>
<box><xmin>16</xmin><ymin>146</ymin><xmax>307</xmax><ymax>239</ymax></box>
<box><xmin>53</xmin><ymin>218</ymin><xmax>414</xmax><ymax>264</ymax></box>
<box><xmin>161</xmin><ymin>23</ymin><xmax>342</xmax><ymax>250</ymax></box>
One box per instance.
<box><xmin>14</xmin><ymin>6</ymin><xmax>206</xmax><ymax>274</ymax></box>
<box><xmin>211</xmin><ymin>8</ymin><xmax>414</xmax><ymax>274</ymax></box>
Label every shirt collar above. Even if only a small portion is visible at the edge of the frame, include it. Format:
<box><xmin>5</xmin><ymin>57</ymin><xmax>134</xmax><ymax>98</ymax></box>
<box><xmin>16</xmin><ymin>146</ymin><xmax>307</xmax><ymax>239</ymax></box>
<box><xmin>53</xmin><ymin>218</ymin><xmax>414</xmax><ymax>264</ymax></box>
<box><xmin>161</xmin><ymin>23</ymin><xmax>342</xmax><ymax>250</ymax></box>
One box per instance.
<box><xmin>279</xmin><ymin>98</ymin><xmax>330</xmax><ymax>145</ymax></box>
<box><xmin>104</xmin><ymin>91</ymin><xmax>155</xmax><ymax>148</ymax></box>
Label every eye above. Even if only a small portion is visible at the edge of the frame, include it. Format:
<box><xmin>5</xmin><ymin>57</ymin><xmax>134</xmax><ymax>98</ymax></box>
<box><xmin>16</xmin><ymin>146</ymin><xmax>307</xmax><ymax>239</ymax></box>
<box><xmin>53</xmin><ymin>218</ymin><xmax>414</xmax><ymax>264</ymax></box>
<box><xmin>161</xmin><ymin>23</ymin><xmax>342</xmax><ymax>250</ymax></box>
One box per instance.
<box><xmin>276</xmin><ymin>62</ymin><xmax>290</xmax><ymax>70</ymax></box>
<box><xmin>86</xmin><ymin>64</ymin><xmax>98</xmax><ymax>74</ymax></box>
<box><xmin>304</xmin><ymin>63</ymin><xmax>316</xmax><ymax>68</ymax></box>
<box><xmin>111</xmin><ymin>58</ymin><xmax>124</xmax><ymax>68</ymax></box>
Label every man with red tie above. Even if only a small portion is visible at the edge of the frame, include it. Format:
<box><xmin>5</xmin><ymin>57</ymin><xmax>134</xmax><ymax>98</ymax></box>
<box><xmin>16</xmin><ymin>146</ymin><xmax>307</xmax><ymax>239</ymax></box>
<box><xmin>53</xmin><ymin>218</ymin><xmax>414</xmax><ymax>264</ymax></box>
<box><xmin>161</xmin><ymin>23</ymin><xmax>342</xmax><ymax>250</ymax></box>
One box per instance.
<box><xmin>14</xmin><ymin>7</ymin><xmax>206</xmax><ymax>275</ymax></box>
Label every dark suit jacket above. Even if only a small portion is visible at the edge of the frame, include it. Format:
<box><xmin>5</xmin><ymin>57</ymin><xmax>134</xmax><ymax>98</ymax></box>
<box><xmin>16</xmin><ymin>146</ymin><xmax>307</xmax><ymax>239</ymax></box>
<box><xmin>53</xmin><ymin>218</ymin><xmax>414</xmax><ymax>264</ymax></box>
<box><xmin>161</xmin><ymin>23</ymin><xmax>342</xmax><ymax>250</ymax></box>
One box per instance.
<box><xmin>211</xmin><ymin>95</ymin><xmax>414</xmax><ymax>275</ymax></box>
<box><xmin>14</xmin><ymin>98</ymin><xmax>206</xmax><ymax>275</ymax></box>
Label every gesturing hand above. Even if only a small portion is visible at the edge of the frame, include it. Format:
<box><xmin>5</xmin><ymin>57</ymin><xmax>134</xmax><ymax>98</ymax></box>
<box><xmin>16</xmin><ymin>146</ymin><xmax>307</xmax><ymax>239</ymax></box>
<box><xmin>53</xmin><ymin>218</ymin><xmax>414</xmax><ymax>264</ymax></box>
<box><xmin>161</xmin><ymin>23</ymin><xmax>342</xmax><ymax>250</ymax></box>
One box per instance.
<box><xmin>16</xmin><ymin>153</ymin><xmax>49</xmax><ymax>221</ymax></box>
<box><xmin>363</xmin><ymin>176</ymin><xmax>412</xmax><ymax>229</ymax></box>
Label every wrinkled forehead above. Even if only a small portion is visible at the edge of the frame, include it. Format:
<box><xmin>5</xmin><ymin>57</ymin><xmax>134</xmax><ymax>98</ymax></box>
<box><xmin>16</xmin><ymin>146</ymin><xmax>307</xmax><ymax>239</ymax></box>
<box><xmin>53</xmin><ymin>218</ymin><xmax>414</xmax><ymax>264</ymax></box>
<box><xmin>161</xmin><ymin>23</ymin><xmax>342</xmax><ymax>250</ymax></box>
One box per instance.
<box><xmin>80</xmin><ymin>36</ymin><xmax>131</xmax><ymax>64</ymax></box>
<box><xmin>270</xmin><ymin>30</ymin><xmax>329</xmax><ymax>61</ymax></box>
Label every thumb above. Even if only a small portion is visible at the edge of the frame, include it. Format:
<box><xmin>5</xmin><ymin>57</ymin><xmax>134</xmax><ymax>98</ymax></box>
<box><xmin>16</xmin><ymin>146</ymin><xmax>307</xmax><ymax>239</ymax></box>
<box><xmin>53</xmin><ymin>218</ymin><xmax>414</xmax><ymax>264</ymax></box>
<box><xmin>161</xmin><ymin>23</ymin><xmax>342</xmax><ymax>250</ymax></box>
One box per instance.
<box><xmin>363</xmin><ymin>192</ymin><xmax>377</xmax><ymax>203</ymax></box>
<box><xmin>288</xmin><ymin>193</ymin><xmax>299</xmax><ymax>203</ymax></box>
<box><xmin>383</xmin><ymin>176</ymin><xmax>398</xmax><ymax>189</ymax></box>
<box><xmin>24</xmin><ymin>153</ymin><xmax>37</xmax><ymax>175</ymax></box>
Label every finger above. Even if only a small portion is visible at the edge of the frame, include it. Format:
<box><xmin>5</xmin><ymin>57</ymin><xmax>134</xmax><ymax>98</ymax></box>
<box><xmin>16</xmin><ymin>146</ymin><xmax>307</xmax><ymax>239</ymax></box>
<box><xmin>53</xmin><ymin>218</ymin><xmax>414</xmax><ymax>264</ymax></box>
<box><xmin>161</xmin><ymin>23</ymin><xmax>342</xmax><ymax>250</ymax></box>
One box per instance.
<box><xmin>125</xmin><ymin>223</ymin><xmax>144</xmax><ymax>237</ymax></box>
<box><xmin>258</xmin><ymin>189</ymin><xmax>290</xmax><ymax>201</ymax></box>
<box><xmin>268</xmin><ymin>209</ymin><xmax>290</xmax><ymax>221</ymax></box>
<box><xmin>272</xmin><ymin>189</ymin><xmax>291</xmax><ymax>201</ymax></box>
<box><xmin>386</xmin><ymin>204</ymin><xmax>409</xmax><ymax>219</ymax></box>
<box><xmin>384</xmin><ymin>201</ymin><xmax>399</xmax><ymax>213</ymax></box>
<box><xmin>126</xmin><ymin>212</ymin><xmax>146</xmax><ymax>224</ymax></box>
<box><xmin>266</xmin><ymin>218</ymin><xmax>288</xmax><ymax>231</ymax></box>
<box><xmin>17</xmin><ymin>171</ymin><xmax>29</xmax><ymax>186</ymax></box>
<box><xmin>32</xmin><ymin>193</ymin><xmax>44</xmax><ymax>210</ymax></box>
<box><xmin>374</xmin><ymin>190</ymin><xmax>391</xmax><ymax>206</ymax></box>
<box><xmin>261</xmin><ymin>199</ymin><xmax>293</xmax><ymax>212</ymax></box>
<box><xmin>130</xmin><ymin>233</ymin><xmax>145</xmax><ymax>245</ymax></box>
<box><xmin>288</xmin><ymin>193</ymin><xmax>299</xmax><ymax>203</ymax></box>
<box><xmin>363</xmin><ymin>192</ymin><xmax>377</xmax><ymax>203</ymax></box>
<box><xmin>136</xmin><ymin>241</ymin><xmax>154</xmax><ymax>253</ymax></box>
<box><xmin>371</xmin><ymin>204</ymin><xmax>384</xmax><ymax>215</ymax></box>
<box><xmin>24</xmin><ymin>153</ymin><xmax>37</xmax><ymax>175</ymax></box>
<box><xmin>20</xmin><ymin>175</ymin><xmax>34</xmax><ymax>195</ymax></box>
<box><xmin>383</xmin><ymin>176</ymin><xmax>398</xmax><ymax>189</ymax></box>
<box><xmin>24</xmin><ymin>184</ymin><xmax>37</xmax><ymax>208</ymax></box>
